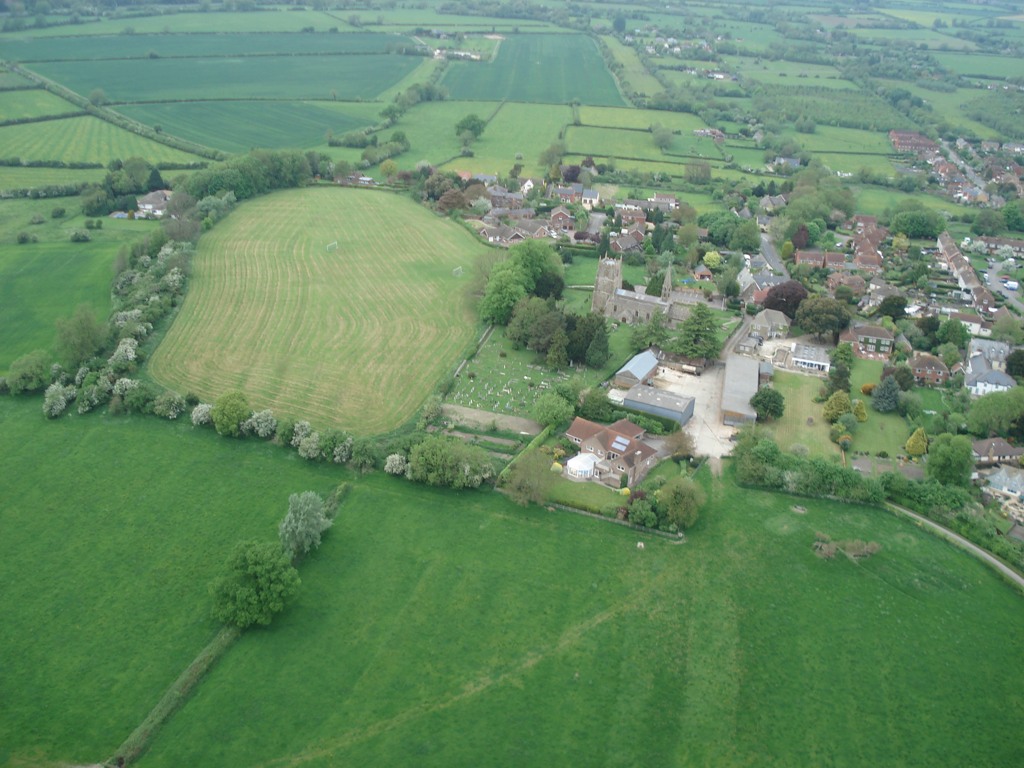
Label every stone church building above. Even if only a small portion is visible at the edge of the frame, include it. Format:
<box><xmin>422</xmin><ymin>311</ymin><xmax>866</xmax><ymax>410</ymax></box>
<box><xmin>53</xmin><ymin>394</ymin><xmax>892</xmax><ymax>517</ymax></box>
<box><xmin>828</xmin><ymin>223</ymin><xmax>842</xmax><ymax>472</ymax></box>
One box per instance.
<box><xmin>591</xmin><ymin>257</ymin><xmax>709</xmax><ymax>326</ymax></box>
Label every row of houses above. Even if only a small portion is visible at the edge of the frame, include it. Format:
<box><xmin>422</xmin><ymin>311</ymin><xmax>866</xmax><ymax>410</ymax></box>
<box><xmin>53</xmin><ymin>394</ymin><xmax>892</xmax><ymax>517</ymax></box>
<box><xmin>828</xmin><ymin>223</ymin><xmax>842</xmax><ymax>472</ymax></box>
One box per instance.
<box><xmin>937</xmin><ymin>231</ymin><xmax>997</xmax><ymax>315</ymax></box>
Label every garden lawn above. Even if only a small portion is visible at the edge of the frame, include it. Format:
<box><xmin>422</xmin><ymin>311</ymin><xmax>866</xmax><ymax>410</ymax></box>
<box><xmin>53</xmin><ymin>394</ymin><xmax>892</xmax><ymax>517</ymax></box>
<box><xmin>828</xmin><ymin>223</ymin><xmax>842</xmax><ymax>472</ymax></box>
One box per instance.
<box><xmin>767</xmin><ymin>371</ymin><xmax>838</xmax><ymax>457</ymax></box>
<box><xmin>850</xmin><ymin>358</ymin><xmax>911</xmax><ymax>456</ymax></box>
<box><xmin>440</xmin><ymin>34</ymin><xmax>624</xmax><ymax>107</ymax></box>
<box><xmin>136</xmin><ymin>465</ymin><xmax>1024</xmax><ymax>767</ymax></box>
<box><xmin>0</xmin><ymin>397</ymin><xmax>345</xmax><ymax>765</ymax></box>
<box><xmin>147</xmin><ymin>187</ymin><xmax>484</xmax><ymax>434</ymax></box>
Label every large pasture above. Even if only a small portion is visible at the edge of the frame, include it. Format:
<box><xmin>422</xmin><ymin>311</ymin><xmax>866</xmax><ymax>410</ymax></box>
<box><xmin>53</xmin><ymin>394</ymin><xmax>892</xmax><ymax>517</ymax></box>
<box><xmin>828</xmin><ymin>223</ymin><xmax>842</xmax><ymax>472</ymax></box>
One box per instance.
<box><xmin>441</xmin><ymin>34</ymin><xmax>625</xmax><ymax>107</ymax></box>
<box><xmin>136</xmin><ymin>464</ymin><xmax>1024</xmax><ymax>767</ymax></box>
<box><xmin>0</xmin><ymin>115</ymin><xmax>205</xmax><ymax>164</ymax></box>
<box><xmin>148</xmin><ymin>187</ymin><xmax>483</xmax><ymax>433</ymax></box>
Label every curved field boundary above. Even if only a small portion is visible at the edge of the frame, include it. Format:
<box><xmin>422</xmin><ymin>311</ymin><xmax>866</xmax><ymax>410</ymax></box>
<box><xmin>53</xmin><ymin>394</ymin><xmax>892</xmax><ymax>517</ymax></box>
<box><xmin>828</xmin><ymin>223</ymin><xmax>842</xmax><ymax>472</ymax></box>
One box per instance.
<box><xmin>148</xmin><ymin>187</ymin><xmax>485</xmax><ymax>434</ymax></box>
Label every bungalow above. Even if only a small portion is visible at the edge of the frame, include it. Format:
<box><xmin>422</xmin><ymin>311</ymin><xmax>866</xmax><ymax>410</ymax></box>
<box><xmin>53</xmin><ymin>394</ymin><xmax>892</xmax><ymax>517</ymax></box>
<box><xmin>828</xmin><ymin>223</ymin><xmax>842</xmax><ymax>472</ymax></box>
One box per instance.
<box><xmin>790</xmin><ymin>343</ymin><xmax>831</xmax><ymax>374</ymax></box>
<box><xmin>910</xmin><ymin>352</ymin><xmax>949</xmax><ymax>386</ymax></box>
<box><xmin>746</xmin><ymin>274</ymin><xmax>789</xmax><ymax>305</ymax></box>
<box><xmin>751</xmin><ymin>309</ymin><xmax>790</xmax><ymax>339</ymax></box>
<box><xmin>136</xmin><ymin>190</ymin><xmax>172</xmax><ymax>219</ymax></box>
<box><xmin>987</xmin><ymin>465</ymin><xmax>1024</xmax><ymax>498</ymax></box>
<box><xmin>973</xmin><ymin>437</ymin><xmax>1024</xmax><ymax>467</ymax></box>
<box><xmin>759</xmin><ymin>194</ymin><xmax>788</xmax><ymax>213</ymax></box>
<box><xmin>827</xmin><ymin>273</ymin><xmax>867</xmax><ymax>298</ymax></box>
<box><xmin>840</xmin><ymin>324</ymin><xmax>894</xmax><ymax>359</ymax></box>
<box><xmin>613</xmin><ymin>349</ymin><xmax>660</xmax><ymax>389</ymax></box>
<box><xmin>948</xmin><ymin>311</ymin><xmax>991</xmax><ymax>338</ymax></box>
<box><xmin>564</xmin><ymin>416</ymin><xmax>659</xmax><ymax>487</ymax></box>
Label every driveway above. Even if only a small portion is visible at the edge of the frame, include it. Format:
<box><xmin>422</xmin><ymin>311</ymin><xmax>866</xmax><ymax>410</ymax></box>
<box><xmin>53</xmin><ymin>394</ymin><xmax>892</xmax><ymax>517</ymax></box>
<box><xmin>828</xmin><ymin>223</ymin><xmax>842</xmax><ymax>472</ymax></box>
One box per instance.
<box><xmin>651</xmin><ymin>365</ymin><xmax>735</xmax><ymax>458</ymax></box>
<box><xmin>760</xmin><ymin>233</ymin><xmax>790</xmax><ymax>278</ymax></box>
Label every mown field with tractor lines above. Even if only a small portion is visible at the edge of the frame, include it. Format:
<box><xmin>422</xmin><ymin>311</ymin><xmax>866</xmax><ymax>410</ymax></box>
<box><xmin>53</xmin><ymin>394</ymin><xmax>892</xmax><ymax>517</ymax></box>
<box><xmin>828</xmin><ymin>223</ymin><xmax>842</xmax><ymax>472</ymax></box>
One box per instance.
<box><xmin>148</xmin><ymin>187</ymin><xmax>484</xmax><ymax>433</ymax></box>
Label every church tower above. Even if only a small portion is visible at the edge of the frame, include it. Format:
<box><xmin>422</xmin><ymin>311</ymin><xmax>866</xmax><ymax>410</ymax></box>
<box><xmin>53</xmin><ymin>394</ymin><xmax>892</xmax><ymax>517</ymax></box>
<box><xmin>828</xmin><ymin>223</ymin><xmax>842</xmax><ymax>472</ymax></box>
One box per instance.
<box><xmin>661</xmin><ymin>261</ymin><xmax>674</xmax><ymax>301</ymax></box>
<box><xmin>592</xmin><ymin>257</ymin><xmax>622</xmax><ymax>314</ymax></box>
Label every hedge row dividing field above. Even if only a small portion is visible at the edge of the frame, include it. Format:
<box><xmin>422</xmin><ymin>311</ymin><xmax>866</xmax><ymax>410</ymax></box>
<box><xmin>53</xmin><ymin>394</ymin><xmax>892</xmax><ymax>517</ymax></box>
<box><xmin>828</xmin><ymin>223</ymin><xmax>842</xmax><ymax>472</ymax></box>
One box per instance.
<box><xmin>148</xmin><ymin>187</ymin><xmax>483</xmax><ymax>434</ymax></box>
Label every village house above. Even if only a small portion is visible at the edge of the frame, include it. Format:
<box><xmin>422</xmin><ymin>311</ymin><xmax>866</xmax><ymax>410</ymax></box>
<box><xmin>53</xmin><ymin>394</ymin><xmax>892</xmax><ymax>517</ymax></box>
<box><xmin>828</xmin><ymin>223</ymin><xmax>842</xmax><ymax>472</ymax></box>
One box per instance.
<box><xmin>968</xmin><ymin>338</ymin><xmax>1011</xmax><ymax>370</ymax></box>
<box><xmin>549</xmin><ymin>206</ymin><xmax>575</xmax><ymax>233</ymax></box>
<box><xmin>967</xmin><ymin>367</ymin><xmax>1017</xmax><ymax>397</ymax></box>
<box><xmin>889</xmin><ymin>130</ymin><xmax>938</xmax><ymax>153</ymax></box>
<box><xmin>751</xmin><ymin>309</ymin><xmax>790</xmax><ymax>339</ymax></box>
<box><xmin>986</xmin><ymin>465</ymin><xmax>1024</xmax><ymax>499</ymax></box>
<box><xmin>564</xmin><ymin>417</ymin><xmax>659</xmax><ymax>487</ymax></box>
<box><xmin>973</xmin><ymin>437</ymin><xmax>1024</xmax><ymax>467</ymax></box>
<box><xmin>909</xmin><ymin>352</ymin><xmax>949</xmax><ymax>386</ymax></box>
<box><xmin>744</xmin><ymin>274</ymin><xmax>789</xmax><ymax>305</ymax></box>
<box><xmin>840</xmin><ymin>324</ymin><xmax>894</xmax><ymax>359</ymax></box>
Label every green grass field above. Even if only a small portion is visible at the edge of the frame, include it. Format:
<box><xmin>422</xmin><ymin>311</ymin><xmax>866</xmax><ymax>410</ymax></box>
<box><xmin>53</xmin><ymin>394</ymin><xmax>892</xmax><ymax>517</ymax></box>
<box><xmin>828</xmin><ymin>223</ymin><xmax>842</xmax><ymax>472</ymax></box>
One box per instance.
<box><xmin>0</xmin><ymin>87</ymin><xmax>78</xmax><ymax>119</ymax></box>
<box><xmin>148</xmin><ymin>187</ymin><xmax>483</xmax><ymax>433</ymax></box>
<box><xmin>795</xmin><ymin>125</ymin><xmax>893</xmax><ymax>155</ymax></box>
<box><xmin>440</xmin><ymin>34</ymin><xmax>625</xmax><ymax>107</ymax></box>
<box><xmin>767</xmin><ymin>371</ymin><xmax>839</xmax><ymax>457</ymax></box>
<box><xmin>2</xmin><ymin>31</ymin><xmax>404</xmax><ymax>61</ymax></box>
<box><xmin>117</xmin><ymin>100</ymin><xmax>382</xmax><ymax>154</ymax></box>
<box><xmin>579</xmin><ymin>105</ymin><xmax>708</xmax><ymax>133</ymax></box>
<box><xmin>0</xmin><ymin>198</ymin><xmax>155</xmax><ymax>372</ymax></box>
<box><xmin>932</xmin><ymin>51</ymin><xmax>1016</xmax><ymax>78</ymax></box>
<box><xmin>0</xmin><ymin>115</ymin><xmax>205</xmax><ymax>164</ymax></box>
<box><xmin>135</xmin><ymin>461</ymin><xmax>1024</xmax><ymax>767</ymax></box>
<box><xmin>29</xmin><ymin>54</ymin><xmax>420</xmax><ymax>102</ymax></box>
<box><xmin>0</xmin><ymin>396</ymin><xmax>346</xmax><ymax>764</ymax></box>
<box><xmin>0</xmin><ymin>165</ymin><xmax>106</xmax><ymax>190</ymax></box>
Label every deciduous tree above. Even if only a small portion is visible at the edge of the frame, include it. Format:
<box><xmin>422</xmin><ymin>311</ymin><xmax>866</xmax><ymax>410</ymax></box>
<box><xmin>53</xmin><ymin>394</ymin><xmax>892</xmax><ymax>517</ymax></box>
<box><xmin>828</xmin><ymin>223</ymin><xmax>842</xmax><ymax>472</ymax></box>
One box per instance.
<box><xmin>750</xmin><ymin>387</ymin><xmax>785</xmax><ymax>421</ymax></box>
<box><xmin>795</xmin><ymin>296</ymin><xmax>849</xmax><ymax>341</ymax></box>
<box><xmin>926</xmin><ymin>433</ymin><xmax>973</xmax><ymax>486</ymax></box>
<box><xmin>279</xmin><ymin>491</ymin><xmax>332</xmax><ymax>559</ymax></box>
<box><xmin>212</xmin><ymin>390</ymin><xmax>251</xmax><ymax>437</ymax></box>
<box><xmin>764</xmin><ymin>280</ymin><xmax>808</xmax><ymax>319</ymax></box>
<box><xmin>658</xmin><ymin>476</ymin><xmax>706</xmax><ymax>530</ymax></box>
<box><xmin>210</xmin><ymin>540</ymin><xmax>300</xmax><ymax>629</ymax></box>
<box><xmin>55</xmin><ymin>304</ymin><xmax>108</xmax><ymax>368</ymax></box>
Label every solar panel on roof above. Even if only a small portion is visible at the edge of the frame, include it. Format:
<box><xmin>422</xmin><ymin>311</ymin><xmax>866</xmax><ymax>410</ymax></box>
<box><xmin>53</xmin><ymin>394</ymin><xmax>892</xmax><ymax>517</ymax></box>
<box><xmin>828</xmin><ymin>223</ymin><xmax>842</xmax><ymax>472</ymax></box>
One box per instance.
<box><xmin>611</xmin><ymin>437</ymin><xmax>630</xmax><ymax>452</ymax></box>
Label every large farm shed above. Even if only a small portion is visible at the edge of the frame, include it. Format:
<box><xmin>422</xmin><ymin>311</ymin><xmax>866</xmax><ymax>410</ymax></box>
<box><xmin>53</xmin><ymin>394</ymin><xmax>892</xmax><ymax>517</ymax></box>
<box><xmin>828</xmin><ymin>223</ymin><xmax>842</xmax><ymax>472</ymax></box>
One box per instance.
<box><xmin>624</xmin><ymin>385</ymin><xmax>695</xmax><ymax>426</ymax></box>
<box><xmin>613</xmin><ymin>349</ymin><xmax>659</xmax><ymax>389</ymax></box>
<box><xmin>722</xmin><ymin>355</ymin><xmax>759</xmax><ymax>426</ymax></box>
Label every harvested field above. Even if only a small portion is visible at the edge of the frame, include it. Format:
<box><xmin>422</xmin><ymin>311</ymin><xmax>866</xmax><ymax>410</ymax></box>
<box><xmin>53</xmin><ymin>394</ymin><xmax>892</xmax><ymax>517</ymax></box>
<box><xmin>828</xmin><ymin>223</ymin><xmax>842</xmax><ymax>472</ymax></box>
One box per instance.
<box><xmin>148</xmin><ymin>187</ymin><xmax>484</xmax><ymax>434</ymax></box>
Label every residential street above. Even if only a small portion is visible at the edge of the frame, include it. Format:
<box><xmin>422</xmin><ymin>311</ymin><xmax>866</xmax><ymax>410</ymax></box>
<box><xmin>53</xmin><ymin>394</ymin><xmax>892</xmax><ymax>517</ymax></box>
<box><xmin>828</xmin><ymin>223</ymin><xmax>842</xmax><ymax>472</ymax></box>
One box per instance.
<box><xmin>760</xmin><ymin>233</ymin><xmax>790</xmax><ymax>278</ymax></box>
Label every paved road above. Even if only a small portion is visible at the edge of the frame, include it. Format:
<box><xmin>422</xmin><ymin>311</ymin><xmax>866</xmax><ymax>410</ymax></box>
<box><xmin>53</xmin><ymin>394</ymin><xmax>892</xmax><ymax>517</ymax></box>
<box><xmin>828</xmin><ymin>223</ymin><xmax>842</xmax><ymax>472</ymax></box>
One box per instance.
<box><xmin>760</xmin><ymin>234</ymin><xmax>789</xmax><ymax>278</ymax></box>
<box><xmin>887</xmin><ymin>502</ymin><xmax>1024</xmax><ymax>591</ymax></box>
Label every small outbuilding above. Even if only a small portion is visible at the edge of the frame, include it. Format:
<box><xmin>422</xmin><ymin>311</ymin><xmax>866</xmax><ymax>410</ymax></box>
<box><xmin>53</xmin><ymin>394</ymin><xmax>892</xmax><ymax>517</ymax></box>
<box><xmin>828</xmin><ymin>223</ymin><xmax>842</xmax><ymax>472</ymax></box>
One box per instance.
<box><xmin>623</xmin><ymin>385</ymin><xmax>695</xmax><ymax>426</ymax></box>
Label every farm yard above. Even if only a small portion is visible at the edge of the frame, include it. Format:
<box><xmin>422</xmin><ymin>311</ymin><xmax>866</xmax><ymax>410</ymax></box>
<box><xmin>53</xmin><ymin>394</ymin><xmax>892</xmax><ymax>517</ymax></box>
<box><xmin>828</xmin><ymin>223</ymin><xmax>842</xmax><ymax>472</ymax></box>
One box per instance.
<box><xmin>147</xmin><ymin>187</ymin><xmax>484</xmax><ymax>434</ymax></box>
